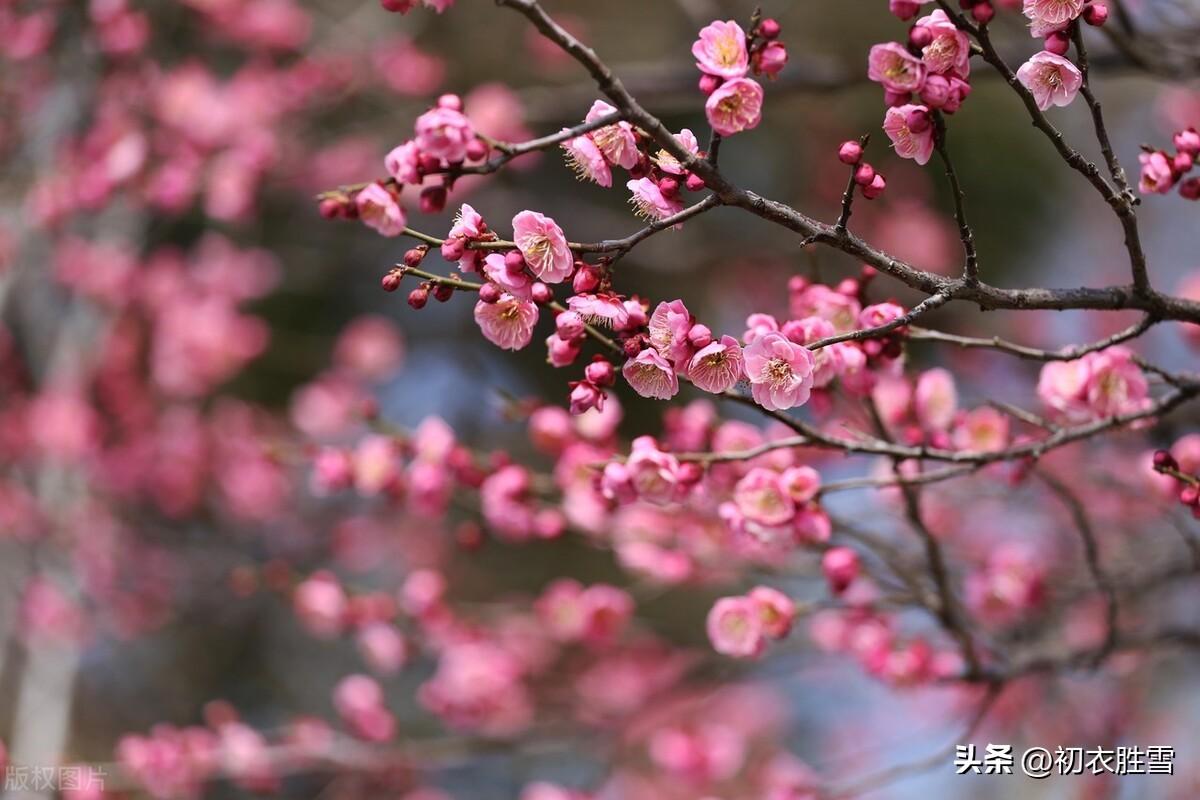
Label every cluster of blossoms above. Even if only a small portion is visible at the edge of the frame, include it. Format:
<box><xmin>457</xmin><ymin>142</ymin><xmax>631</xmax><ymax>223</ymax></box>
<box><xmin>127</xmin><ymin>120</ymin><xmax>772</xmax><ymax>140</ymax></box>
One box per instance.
<box><xmin>1036</xmin><ymin>346</ymin><xmax>1150</xmax><ymax>423</ymax></box>
<box><xmin>868</xmin><ymin>8</ymin><xmax>973</xmax><ymax>163</ymax></box>
<box><xmin>692</xmin><ymin>18</ymin><xmax>786</xmax><ymax>137</ymax></box>
<box><xmin>1014</xmin><ymin>0</ymin><xmax>1115</xmax><ymax>111</ymax></box>
<box><xmin>1139</xmin><ymin>127</ymin><xmax>1200</xmax><ymax>199</ymax></box>
<box><xmin>706</xmin><ymin>586</ymin><xmax>795</xmax><ymax>659</ymax></box>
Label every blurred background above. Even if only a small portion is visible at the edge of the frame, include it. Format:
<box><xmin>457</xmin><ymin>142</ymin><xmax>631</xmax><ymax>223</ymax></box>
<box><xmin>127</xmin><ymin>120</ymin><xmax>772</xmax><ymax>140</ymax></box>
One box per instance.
<box><xmin>1</xmin><ymin>0</ymin><xmax>1199</xmax><ymax>798</ymax></box>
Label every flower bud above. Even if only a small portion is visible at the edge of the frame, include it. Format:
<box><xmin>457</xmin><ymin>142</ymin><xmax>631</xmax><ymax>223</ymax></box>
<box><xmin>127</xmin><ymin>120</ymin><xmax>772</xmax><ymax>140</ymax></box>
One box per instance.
<box><xmin>479</xmin><ymin>283</ymin><xmax>502</xmax><ymax>303</ymax></box>
<box><xmin>890</xmin><ymin>0</ymin><xmax>921</xmax><ymax>20</ymax></box>
<box><xmin>380</xmin><ymin>0</ymin><xmax>415</xmax><ymax>11</ymax></box>
<box><xmin>758</xmin><ymin>18</ymin><xmax>781</xmax><ymax>39</ymax></box>
<box><xmin>318</xmin><ymin>198</ymin><xmax>342</xmax><ymax>218</ymax></box>
<box><xmin>1180</xmin><ymin>178</ymin><xmax>1200</xmax><ymax>201</ymax></box>
<box><xmin>556</xmin><ymin>310</ymin><xmax>586</xmax><ymax>341</ymax></box>
<box><xmin>685</xmin><ymin>173</ymin><xmax>707</xmax><ymax>192</ymax></box>
<box><xmin>1082</xmin><ymin>2</ymin><xmax>1108</xmax><ymax>25</ymax></box>
<box><xmin>419</xmin><ymin>153</ymin><xmax>442</xmax><ymax>174</ymax></box>
<box><xmin>1175</xmin><ymin>128</ymin><xmax>1200</xmax><ymax>156</ymax></box>
<box><xmin>920</xmin><ymin>74</ymin><xmax>951</xmax><ymax>109</ymax></box>
<box><xmin>441</xmin><ymin>237</ymin><xmax>466</xmax><ymax>261</ymax></box>
<box><xmin>568</xmin><ymin>381</ymin><xmax>604</xmax><ymax>415</ymax></box>
<box><xmin>862</xmin><ymin>173</ymin><xmax>887</xmax><ymax>199</ymax></box>
<box><xmin>906</xmin><ymin>107</ymin><xmax>932</xmax><ymax>133</ymax></box>
<box><xmin>1181</xmin><ymin>485</ymin><xmax>1199</xmax><ymax>506</ymax></box>
<box><xmin>822</xmin><ymin>547</ymin><xmax>860</xmax><ymax>594</ymax></box>
<box><xmin>854</xmin><ymin>163</ymin><xmax>876</xmax><ymax>187</ymax></box>
<box><xmin>972</xmin><ymin>1</ymin><xmax>995</xmax><ymax>23</ymax></box>
<box><xmin>419</xmin><ymin>185</ymin><xmax>447</xmax><ymax>214</ymax></box>
<box><xmin>1044</xmin><ymin>32</ymin><xmax>1070</xmax><ymax>56</ymax></box>
<box><xmin>687</xmin><ymin>323</ymin><xmax>713</xmax><ymax>349</ymax></box>
<box><xmin>381</xmin><ymin>272</ymin><xmax>402</xmax><ymax>292</ymax></box>
<box><xmin>531</xmin><ymin>282</ymin><xmax>552</xmax><ymax>304</ymax></box>
<box><xmin>465</xmin><ymin>138</ymin><xmax>489</xmax><ymax>162</ymax></box>
<box><xmin>504</xmin><ymin>250</ymin><xmax>526</xmax><ymax>271</ymax></box>
<box><xmin>573</xmin><ymin>264</ymin><xmax>601</xmax><ymax>293</ymax></box>
<box><xmin>403</xmin><ymin>247</ymin><xmax>426</xmax><ymax>267</ymax></box>
<box><xmin>548</xmin><ymin>334</ymin><xmax>582</xmax><ymax>367</ymax></box>
<box><xmin>909</xmin><ymin>24</ymin><xmax>933</xmax><ymax>48</ymax></box>
<box><xmin>658</xmin><ymin>177</ymin><xmax>680</xmax><ymax>198</ymax></box>
<box><xmin>884</xmin><ymin>89</ymin><xmax>911</xmax><ymax>107</ymax></box>
<box><xmin>838</xmin><ymin>140</ymin><xmax>864</xmax><ymax>165</ymax></box>
<box><xmin>436</xmin><ymin>93</ymin><xmax>463</xmax><ymax>111</ymax></box>
<box><xmin>431</xmin><ymin>283</ymin><xmax>454</xmax><ymax>302</ymax></box>
<box><xmin>1153</xmin><ymin>450</ymin><xmax>1178</xmax><ymax>471</ymax></box>
<box><xmin>698</xmin><ymin>74</ymin><xmax>722</xmax><ymax>95</ymax></box>
<box><xmin>757</xmin><ymin>41</ymin><xmax>788</xmax><ymax>78</ymax></box>
<box><xmin>585</xmin><ymin>359</ymin><xmax>616</xmax><ymax>387</ymax></box>
<box><xmin>407</xmin><ymin>287</ymin><xmax>429</xmax><ymax>309</ymax></box>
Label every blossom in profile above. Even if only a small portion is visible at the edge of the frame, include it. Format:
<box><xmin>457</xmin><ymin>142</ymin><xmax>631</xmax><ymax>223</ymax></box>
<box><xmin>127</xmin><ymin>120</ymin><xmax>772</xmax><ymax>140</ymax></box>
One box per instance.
<box><xmin>743</xmin><ymin>331</ymin><xmax>815</xmax><ymax>411</ymax></box>
<box><xmin>1016</xmin><ymin>51</ymin><xmax>1082</xmax><ymax>110</ymax></box>
<box><xmin>1022</xmin><ymin>0</ymin><xmax>1085</xmax><ymax>29</ymax></box>
<box><xmin>355</xmin><ymin>183</ymin><xmax>405</xmax><ymax>237</ymax></box>
<box><xmin>704</xmin><ymin>78</ymin><xmax>764</xmax><ymax>137</ymax></box>
<box><xmin>915</xmin><ymin>10</ymin><xmax>970</xmax><ymax>77</ymax></box>
<box><xmin>414</xmin><ymin>105</ymin><xmax>475</xmax><ymax>163</ymax></box>
<box><xmin>585</xmin><ymin>100</ymin><xmax>639</xmax><ymax>169</ymax></box>
<box><xmin>473</xmin><ymin>294</ymin><xmax>539</xmax><ymax>350</ymax></box>
<box><xmin>692</xmin><ymin>20</ymin><xmax>749</xmax><ymax>79</ymax></box>
<box><xmin>561</xmin><ymin>132</ymin><xmax>612</xmax><ymax>187</ymax></box>
<box><xmin>512</xmin><ymin>210</ymin><xmax>573</xmax><ymax>283</ymax></box>
<box><xmin>627</xmin><ymin>177</ymin><xmax>684</xmax><ymax>222</ymax></box>
<box><xmin>652</xmin><ymin>128</ymin><xmax>700</xmax><ymax>176</ymax></box>
<box><xmin>1138</xmin><ymin>151</ymin><xmax>1175</xmax><ymax>194</ymax></box>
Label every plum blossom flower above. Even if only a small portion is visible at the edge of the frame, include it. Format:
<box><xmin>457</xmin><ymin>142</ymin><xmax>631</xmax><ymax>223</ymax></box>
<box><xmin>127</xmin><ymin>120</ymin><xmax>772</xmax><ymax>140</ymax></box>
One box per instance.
<box><xmin>647</xmin><ymin>300</ymin><xmax>693</xmax><ymax>366</ymax></box>
<box><xmin>743</xmin><ymin>332</ymin><xmax>815</xmax><ymax>411</ymax></box>
<box><xmin>1082</xmin><ymin>346</ymin><xmax>1149</xmax><ymax>418</ymax></box>
<box><xmin>915</xmin><ymin>10</ymin><xmax>970</xmax><ymax>77</ymax></box>
<box><xmin>473</xmin><ymin>294</ymin><xmax>539</xmax><ymax>350</ymax></box>
<box><xmin>626</xmin><ymin>436</ymin><xmax>685</xmax><ymax>504</ymax></box>
<box><xmin>914</xmin><ymin>368</ymin><xmax>957</xmax><ymax>431</ymax></box>
<box><xmin>626</xmin><ymin>177</ymin><xmax>685</xmax><ymax>222</ymax></box>
<box><xmin>384</xmin><ymin>141</ymin><xmax>421</xmax><ymax>184</ymax></box>
<box><xmin>692</xmin><ymin>20</ymin><xmax>749</xmax><ymax>79</ymax></box>
<box><xmin>688</xmin><ymin>336</ymin><xmax>744</xmax><ymax>394</ymax></box>
<box><xmin>1138</xmin><ymin>151</ymin><xmax>1175</xmax><ymax>194</ymax></box>
<box><xmin>652</xmin><ymin>128</ymin><xmax>700</xmax><ymax>176</ymax></box>
<box><xmin>748</xmin><ymin>586</ymin><xmax>796</xmax><ymax>639</ymax></box>
<box><xmin>586</xmin><ymin>100</ymin><xmax>639</xmax><ymax>169</ymax></box>
<box><xmin>1037</xmin><ymin>358</ymin><xmax>1092</xmax><ymax>420</ymax></box>
<box><xmin>867</xmin><ymin>43</ymin><xmax>926</xmax><ymax>94</ymax></box>
<box><xmin>355</xmin><ymin>184</ymin><xmax>406</xmax><ymax>237</ymax></box>
<box><xmin>414</xmin><ymin>105</ymin><xmax>476</xmax><ymax>163</ymax></box>
<box><xmin>952</xmin><ymin>406</ymin><xmax>1009</xmax><ymax>452</ymax></box>
<box><xmin>704</xmin><ymin>78</ymin><xmax>764</xmax><ymax>137</ymax></box>
<box><xmin>707</xmin><ymin>596</ymin><xmax>766</xmax><ymax>658</ymax></box>
<box><xmin>883</xmin><ymin>104</ymin><xmax>935</xmax><ymax>165</ymax></box>
<box><xmin>567</xmin><ymin>293</ymin><xmax>630</xmax><ymax>329</ymax></box>
<box><xmin>734</xmin><ymin>468</ymin><xmax>795</xmax><ymax>526</ymax></box>
<box><xmin>482</xmin><ymin>253</ymin><xmax>534</xmax><ymax>300</ymax></box>
<box><xmin>512</xmin><ymin>210</ymin><xmax>573</xmax><ymax>283</ymax></box>
<box><xmin>1022</xmin><ymin>0</ymin><xmax>1085</xmax><ymax>29</ymax></box>
<box><xmin>561</xmin><ymin>132</ymin><xmax>612</xmax><ymax>187</ymax></box>
<box><xmin>623</xmin><ymin>348</ymin><xmax>680</xmax><ymax>400</ymax></box>
<box><xmin>1016</xmin><ymin>51</ymin><xmax>1082</xmax><ymax>111</ymax></box>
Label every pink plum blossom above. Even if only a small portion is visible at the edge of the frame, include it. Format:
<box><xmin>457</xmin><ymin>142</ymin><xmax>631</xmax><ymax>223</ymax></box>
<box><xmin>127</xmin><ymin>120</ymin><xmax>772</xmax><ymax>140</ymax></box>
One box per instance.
<box><xmin>652</xmin><ymin>128</ymin><xmax>700</xmax><ymax>175</ymax></box>
<box><xmin>692</xmin><ymin>20</ymin><xmax>749</xmax><ymax>79</ymax></box>
<box><xmin>413</xmin><ymin>105</ymin><xmax>476</xmax><ymax>163</ymax></box>
<box><xmin>585</xmin><ymin>100</ymin><xmax>639</xmax><ymax>169</ymax></box>
<box><xmin>915</xmin><ymin>10</ymin><xmax>970</xmax><ymax>76</ymax></box>
<box><xmin>867</xmin><ymin>43</ymin><xmax>927</xmax><ymax>93</ymax></box>
<box><xmin>627</xmin><ymin>177</ymin><xmax>685</xmax><ymax>222</ymax></box>
<box><xmin>688</xmin><ymin>336</ymin><xmax>745</xmax><ymax>394</ymax></box>
<box><xmin>1016</xmin><ymin>51</ymin><xmax>1083</xmax><ymax>110</ymax></box>
<box><xmin>914</xmin><ymin>368</ymin><xmax>958</xmax><ymax>431</ymax></box>
<box><xmin>743</xmin><ymin>332</ymin><xmax>816</xmax><ymax>411</ymax></box>
<box><xmin>707</xmin><ymin>596</ymin><xmax>766</xmax><ymax>658</ymax></box>
<box><xmin>355</xmin><ymin>183</ymin><xmax>406</xmax><ymax>237</ymax></box>
<box><xmin>512</xmin><ymin>210</ymin><xmax>573</xmax><ymax>284</ymax></box>
<box><xmin>704</xmin><ymin>78</ymin><xmax>764</xmax><ymax>137</ymax></box>
<box><xmin>749</xmin><ymin>586</ymin><xmax>796</xmax><ymax>639</ymax></box>
<box><xmin>473</xmin><ymin>293</ymin><xmax>539</xmax><ymax>350</ymax></box>
<box><xmin>883</xmin><ymin>104</ymin><xmax>936</xmax><ymax>165</ymax></box>
<box><xmin>1138</xmin><ymin>151</ymin><xmax>1175</xmax><ymax>194</ymax></box>
<box><xmin>623</xmin><ymin>348</ymin><xmax>680</xmax><ymax>400</ymax></box>
<box><xmin>567</xmin><ymin>293</ymin><xmax>630</xmax><ymax>329</ymax></box>
<box><xmin>561</xmin><ymin>132</ymin><xmax>612</xmax><ymax>187</ymax></box>
<box><xmin>734</xmin><ymin>468</ymin><xmax>795</xmax><ymax>526</ymax></box>
<box><xmin>1022</xmin><ymin>0</ymin><xmax>1085</xmax><ymax>29</ymax></box>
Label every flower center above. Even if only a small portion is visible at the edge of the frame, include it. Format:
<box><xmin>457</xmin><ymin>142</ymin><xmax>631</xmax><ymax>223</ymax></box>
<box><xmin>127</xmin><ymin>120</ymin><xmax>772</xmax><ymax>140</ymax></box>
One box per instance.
<box><xmin>766</xmin><ymin>358</ymin><xmax>793</xmax><ymax>385</ymax></box>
